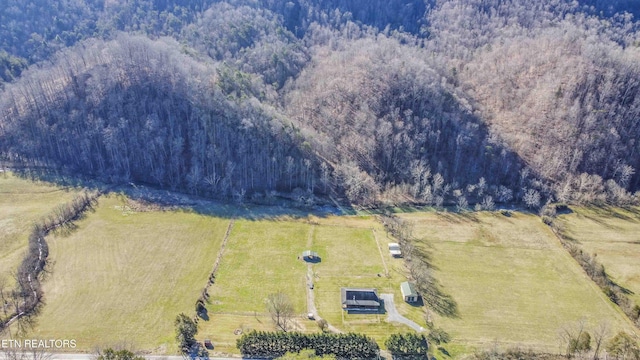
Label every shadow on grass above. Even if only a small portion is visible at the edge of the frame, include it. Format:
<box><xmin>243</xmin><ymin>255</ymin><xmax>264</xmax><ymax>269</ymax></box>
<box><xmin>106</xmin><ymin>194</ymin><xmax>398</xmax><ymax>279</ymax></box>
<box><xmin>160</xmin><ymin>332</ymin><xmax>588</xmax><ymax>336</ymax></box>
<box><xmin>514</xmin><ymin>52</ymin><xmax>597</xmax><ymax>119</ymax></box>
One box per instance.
<box><xmin>438</xmin><ymin>347</ymin><xmax>451</xmax><ymax>357</ymax></box>
<box><xmin>611</xmin><ymin>279</ymin><xmax>635</xmax><ymax>296</ymax></box>
<box><xmin>408</xmin><ymin>245</ymin><xmax>458</xmax><ymax>317</ymax></box>
<box><xmin>407</xmin><ymin>296</ymin><xmax>425</xmax><ymax>308</ymax></box>
<box><xmin>625</xmin><ymin>206</ymin><xmax>640</xmax><ymax>218</ymax></box>
<box><xmin>422</xmin><ymin>286</ymin><xmax>458</xmax><ymax>318</ymax></box>
<box><xmin>10</xmin><ymin>167</ymin><xmax>352</xmax><ymax>221</ymax></box>
<box><xmin>409</xmin><ymin>258</ymin><xmax>458</xmax><ymax>317</ymax></box>
<box><xmin>586</xmin><ymin>205</ymin><xmax>638</xmax><ymax>223</ymax></box>
<box><xmin>582</xmin><ymin>214</ymin><xmax>621</xmax><ymax>230</ymax></box>
<box><xmin>198</xmin><ymin>306</ymin><xmax>210</xmax><ymax>321</ymax></box>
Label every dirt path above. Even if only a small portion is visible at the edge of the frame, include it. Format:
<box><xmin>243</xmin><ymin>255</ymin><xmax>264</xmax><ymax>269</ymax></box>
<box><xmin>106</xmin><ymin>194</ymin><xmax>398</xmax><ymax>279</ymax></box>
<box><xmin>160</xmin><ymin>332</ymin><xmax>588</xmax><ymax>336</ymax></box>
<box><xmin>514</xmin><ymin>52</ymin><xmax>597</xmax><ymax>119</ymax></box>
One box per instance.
<box><xmin>371</xmin><ymin>228</ymin><xmax>390</xmax><ymax>276</ymax></box>
<box><xmin>304</xmin><ymin>225</ymin><xmax>342</xmax><ymax>333</ymax></box>
<box><xmin>305</xmin><ymin>225</ymin><xmax>316</xmax><ymax>315</ymax></box>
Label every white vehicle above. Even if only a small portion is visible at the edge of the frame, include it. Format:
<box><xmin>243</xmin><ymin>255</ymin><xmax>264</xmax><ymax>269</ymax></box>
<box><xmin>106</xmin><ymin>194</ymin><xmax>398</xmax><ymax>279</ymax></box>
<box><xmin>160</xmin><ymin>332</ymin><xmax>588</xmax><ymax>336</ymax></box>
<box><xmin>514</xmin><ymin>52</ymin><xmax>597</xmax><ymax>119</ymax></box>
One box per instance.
<box><xmin>388</xmin><ymin>242</ymin><xmax>402</xmax><ymax>257</ymax></box>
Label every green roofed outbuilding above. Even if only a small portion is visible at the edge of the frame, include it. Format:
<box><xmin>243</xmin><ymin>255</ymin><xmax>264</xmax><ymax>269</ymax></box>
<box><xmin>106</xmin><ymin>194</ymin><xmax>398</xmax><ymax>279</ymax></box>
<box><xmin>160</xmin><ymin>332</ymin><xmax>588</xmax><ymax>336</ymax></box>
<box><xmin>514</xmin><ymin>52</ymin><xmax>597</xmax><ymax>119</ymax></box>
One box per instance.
<box><xmin>401</xmin><ymin>281</ymin><xmax>418</xmax><ymax>303</ymax></box>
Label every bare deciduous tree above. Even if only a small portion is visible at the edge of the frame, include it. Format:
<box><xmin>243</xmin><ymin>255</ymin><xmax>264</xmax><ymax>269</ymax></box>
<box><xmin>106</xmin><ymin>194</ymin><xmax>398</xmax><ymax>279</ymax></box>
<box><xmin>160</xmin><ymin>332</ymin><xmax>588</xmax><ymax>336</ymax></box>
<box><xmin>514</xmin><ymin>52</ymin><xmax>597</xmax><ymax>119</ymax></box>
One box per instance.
<box><xmin>266</xmin><ymin>291</ymin><xmax>295</xmax><ymax>332</ymax></box>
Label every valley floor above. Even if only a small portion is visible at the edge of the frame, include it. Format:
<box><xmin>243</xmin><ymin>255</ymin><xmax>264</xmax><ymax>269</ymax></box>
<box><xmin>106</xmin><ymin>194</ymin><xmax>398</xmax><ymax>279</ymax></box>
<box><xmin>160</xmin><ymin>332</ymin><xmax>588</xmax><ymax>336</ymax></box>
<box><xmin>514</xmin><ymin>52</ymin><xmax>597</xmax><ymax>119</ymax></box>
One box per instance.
<box><xmin>1</xmin><ymin>176</ymin><xmax>639</xmax><ymax>358</ymax></box>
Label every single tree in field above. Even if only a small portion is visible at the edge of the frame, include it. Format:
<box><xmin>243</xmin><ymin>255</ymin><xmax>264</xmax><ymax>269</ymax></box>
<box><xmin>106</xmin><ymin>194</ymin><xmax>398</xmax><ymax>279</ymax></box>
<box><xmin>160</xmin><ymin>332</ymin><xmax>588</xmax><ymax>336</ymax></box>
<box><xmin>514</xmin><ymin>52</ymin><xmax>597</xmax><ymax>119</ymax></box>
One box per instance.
<box><xmin>266</xmin><ymin>291</ymin><xmax>295</xmax><ymax>332</ymax></box>
<box><xmin>560</xmin><ymin>319</ymin><xmax>592</xmax><ymax>358</ymax></box>
<box><xmin>316</xmin><ymin>318</ymin><xmax>329</xmax><ymax>332</ymax></box>
<box><xmin>592</xmin><ymin>322</ymin><xmax>610</xmax><ymax>360</ymax></box>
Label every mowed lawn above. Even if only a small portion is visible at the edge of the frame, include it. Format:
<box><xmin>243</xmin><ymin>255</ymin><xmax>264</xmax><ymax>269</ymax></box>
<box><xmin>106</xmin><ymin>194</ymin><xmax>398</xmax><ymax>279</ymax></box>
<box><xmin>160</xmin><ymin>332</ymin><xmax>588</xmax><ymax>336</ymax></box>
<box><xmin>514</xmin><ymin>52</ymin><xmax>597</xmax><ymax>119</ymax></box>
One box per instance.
<box><xmin>312</xmin><ymin>216</ymin><xmax>424</xmax><ymax>344</ymax></box>
<box><xmin>199</xmin><ymin>220</ymin><xmax>311</xmax><ymax>353</ymax></box>
<box><xmin>398</xmin><ymin>211</ymin><xmax>636</xmax><ymax>352</ymax></box>
<box><xmin>557</xmin><ymin>206</ymin><xmax>640</xmax><ymax>306</ymax></box>
<box><xmin>0</xmin><ymin>173</ymin><xmax>79</xmax><ymax>280</ymax></box>
<box><xmin>33</xmin><ymin>194</ymin><xmax>230</xmax><ymax>353</ymax></box>
<box><xmin>199</xmin><ymin>215</ymin><xmax>426</xmax><ymax>354</ymax></box>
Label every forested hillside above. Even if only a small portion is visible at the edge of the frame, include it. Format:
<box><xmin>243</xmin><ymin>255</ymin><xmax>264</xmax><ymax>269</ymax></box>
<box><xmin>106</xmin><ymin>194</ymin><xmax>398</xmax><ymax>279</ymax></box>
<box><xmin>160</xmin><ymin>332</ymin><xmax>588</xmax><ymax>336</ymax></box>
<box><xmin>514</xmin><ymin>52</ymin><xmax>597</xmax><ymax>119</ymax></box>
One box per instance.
<box><xmin>1</xmin><ymin>0</ymin><xmax>639</xmax><ymax>207</ymax></box>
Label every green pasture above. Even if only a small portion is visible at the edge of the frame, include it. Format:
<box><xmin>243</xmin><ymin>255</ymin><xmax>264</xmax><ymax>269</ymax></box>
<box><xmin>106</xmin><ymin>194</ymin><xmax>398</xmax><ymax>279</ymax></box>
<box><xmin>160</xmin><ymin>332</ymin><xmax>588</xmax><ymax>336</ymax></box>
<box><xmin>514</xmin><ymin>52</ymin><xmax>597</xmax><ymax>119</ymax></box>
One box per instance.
<box><xmin>200</xmin><ymin>215</ymin><xmax>426</xmax><ymax>354</ymax></box>
<box><xmin>557</xmin><ymin>206</ymin><xmax>640</xmax><ymax>306</ymax></box>
<box><xmin>398</xmin><ymin>211</ymin><xmax>637</xmax><ymax>354</ymax></box>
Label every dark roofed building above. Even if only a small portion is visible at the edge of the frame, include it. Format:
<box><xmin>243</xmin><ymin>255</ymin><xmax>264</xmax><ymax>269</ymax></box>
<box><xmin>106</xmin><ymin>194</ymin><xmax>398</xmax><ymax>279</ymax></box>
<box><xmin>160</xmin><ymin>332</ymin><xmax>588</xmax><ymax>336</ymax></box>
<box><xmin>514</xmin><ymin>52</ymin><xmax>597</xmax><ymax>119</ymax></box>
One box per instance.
<box><xmin>302</xmin><ymin>250</ymin><xmax>320</xmax><ymax>262</ymax></box>
<box><xmin>341</xmin><ymin>287</ymin><xmax>380</xmax><ymax>311</ymax></box>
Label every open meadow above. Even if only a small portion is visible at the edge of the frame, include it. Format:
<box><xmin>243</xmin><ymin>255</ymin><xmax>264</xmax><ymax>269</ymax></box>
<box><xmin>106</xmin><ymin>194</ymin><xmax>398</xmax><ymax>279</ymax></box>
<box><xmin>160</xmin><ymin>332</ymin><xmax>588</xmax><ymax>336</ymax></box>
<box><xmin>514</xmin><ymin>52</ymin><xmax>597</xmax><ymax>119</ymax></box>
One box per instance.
<box><xmin>31</xmin><ymin>194</ymin><xmax>230</xmax><ymax>353</ymax></box>
<box><xmin>0</xmin><ymin>173</ymin><xmax>79</xmax><ymax>282</ymax></box>
<box><xmin>557</xmin><ymin>206</ymin><xmax>640</xmax><ymax>306</ymax></box>
<box><xmin>8</xmin><ymin>174</ymin><xmax>638</xmax><ymax>358</ymax></box>
<box><xmin>398</xmin><ymin>210</ymin><xmax>638</xmax><ymax>355</ymax></box>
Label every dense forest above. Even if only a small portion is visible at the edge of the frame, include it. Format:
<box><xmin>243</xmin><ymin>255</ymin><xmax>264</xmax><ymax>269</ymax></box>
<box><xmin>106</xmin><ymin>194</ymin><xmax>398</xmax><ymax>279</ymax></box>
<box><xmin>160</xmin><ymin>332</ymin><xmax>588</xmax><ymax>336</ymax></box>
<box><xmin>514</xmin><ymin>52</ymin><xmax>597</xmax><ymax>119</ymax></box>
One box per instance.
<box><xmin>1</xmin><ymin>0</ymin><xmax>639</xmax><ymax>207</ymax></box>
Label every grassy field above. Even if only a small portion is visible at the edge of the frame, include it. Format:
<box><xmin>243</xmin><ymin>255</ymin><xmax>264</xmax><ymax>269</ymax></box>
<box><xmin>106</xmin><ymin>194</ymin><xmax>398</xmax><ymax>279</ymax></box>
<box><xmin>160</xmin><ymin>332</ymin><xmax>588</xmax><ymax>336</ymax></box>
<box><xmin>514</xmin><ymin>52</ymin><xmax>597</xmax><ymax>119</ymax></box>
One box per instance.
<box><xmin>31</xmin><ymin>194</ymin><xmax>230</xmax><ymax>353</ymax></box>
<box><xmin>398</xmin><ymin>210</ymin><xmax>637</xmax><ymax>354</ymax></box>
<box><xmin>0</xmin><ymin>173</ymin><xmax>79</xmax><ymax>282</ymax></box>
<box><xmin>557</xmin><ymin>206</ymin><xmax>640</xmax><ymax>306</ymax></box>
<box><xmin>198</xmin><ymin>219</ymin><xmax>313</xmax><ymax>355</ymax></box>
<box><xmin>11</xmin><ymin>172</ymin><xmax>636</xmax><ymax>358</ymax></box>
<box><xmin>206</xmin><ymin>220</ymin><xmax>310</xmax><ymax>313</ymax></box>
<box><xmin>198</xmin><ymin>215</ymin><xmax>425</xmax><ymax>355</ymax></box>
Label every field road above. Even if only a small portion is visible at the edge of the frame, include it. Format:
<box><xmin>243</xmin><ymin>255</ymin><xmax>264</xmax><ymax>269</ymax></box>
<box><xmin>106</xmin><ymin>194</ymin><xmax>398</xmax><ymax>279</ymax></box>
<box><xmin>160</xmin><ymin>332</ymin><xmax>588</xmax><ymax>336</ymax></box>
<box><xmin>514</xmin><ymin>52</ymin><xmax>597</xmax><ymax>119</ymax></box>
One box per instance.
<box><xmin>0</xmin><ymin>354</ymin><xmax>245</xmax><ymax>360</ymax></box>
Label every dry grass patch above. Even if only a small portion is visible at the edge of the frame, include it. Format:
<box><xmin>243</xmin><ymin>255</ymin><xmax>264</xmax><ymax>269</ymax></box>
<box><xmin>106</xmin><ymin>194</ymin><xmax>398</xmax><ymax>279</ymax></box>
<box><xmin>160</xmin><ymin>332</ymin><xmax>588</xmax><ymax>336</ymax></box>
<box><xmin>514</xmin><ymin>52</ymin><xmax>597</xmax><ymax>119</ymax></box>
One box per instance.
<box><xmin>0</xmin><ymin>173</ymin><xmax>79</xmax><ymax>281</ymax></box>
<box><xmin>399</xmin><ymin>211</ymin><xmax>636</xmax><ymax>353</ymax></box>
<box><xmin>557</xmin><ymin>206</ymin><xmax>640</xmax><ymax>306</ymax></box>
<box><xmin>32</xmin><ymin>194</ymin><xmax>229</xmax><ymax>353</ymax></box>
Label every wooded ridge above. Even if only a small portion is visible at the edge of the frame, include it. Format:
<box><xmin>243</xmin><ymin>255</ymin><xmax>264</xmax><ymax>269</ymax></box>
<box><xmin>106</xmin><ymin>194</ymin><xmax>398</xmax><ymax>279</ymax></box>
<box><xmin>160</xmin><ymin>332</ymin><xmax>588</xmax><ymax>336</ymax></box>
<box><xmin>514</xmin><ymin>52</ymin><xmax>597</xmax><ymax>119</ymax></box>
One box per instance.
<box><xmin>1</xmin><ymin>0</ymin><xmax>639</xmax><ymax>207</ymax></box>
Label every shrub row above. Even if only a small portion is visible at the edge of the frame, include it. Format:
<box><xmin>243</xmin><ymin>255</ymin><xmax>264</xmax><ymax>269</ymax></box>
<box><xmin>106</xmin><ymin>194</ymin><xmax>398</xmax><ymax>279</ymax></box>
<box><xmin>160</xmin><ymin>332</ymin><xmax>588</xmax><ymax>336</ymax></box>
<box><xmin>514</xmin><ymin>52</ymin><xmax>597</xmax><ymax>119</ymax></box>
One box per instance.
<box><xmin>236</xmin><ymin>331</ymin><xmax>380</xmax><ymax>359</ymax></box>
<box><xmin>546</xmin><ymin>213</ymin><xmax>640</xmax><ymax>330</ymax></box>
<box><xmin>384</xmin><ymin>333</ymin><xmax>429</xmax><ymax>359</ymax></box>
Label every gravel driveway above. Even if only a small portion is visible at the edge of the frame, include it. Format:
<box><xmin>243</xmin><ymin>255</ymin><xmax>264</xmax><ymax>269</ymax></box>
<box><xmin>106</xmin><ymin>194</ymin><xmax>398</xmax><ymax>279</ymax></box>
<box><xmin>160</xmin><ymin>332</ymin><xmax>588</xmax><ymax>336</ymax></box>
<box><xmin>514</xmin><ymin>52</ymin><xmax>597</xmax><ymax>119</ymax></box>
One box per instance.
<box><xmin>380</xmin><ymin>293</ymin><xmax>425</xmax><ymax>332</ymax></box>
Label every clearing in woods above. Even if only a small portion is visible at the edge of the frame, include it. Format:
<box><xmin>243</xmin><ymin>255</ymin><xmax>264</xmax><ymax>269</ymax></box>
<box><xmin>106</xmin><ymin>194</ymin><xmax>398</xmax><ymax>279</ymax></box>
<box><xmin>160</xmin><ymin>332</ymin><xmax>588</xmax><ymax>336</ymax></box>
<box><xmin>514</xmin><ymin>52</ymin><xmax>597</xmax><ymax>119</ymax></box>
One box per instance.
<box><xmin>398</xmin><ymin>210</ymin><xmax>637</xmax><ymax>354</ymax></box>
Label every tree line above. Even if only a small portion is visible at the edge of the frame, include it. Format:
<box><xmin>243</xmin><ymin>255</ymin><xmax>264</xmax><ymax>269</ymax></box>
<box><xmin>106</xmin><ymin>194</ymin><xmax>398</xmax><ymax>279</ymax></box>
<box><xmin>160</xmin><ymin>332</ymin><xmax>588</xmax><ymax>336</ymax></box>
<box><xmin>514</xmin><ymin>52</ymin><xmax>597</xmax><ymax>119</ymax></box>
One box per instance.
<box><xmin>0</xmin><ymin>190</ymin><xmax>98</xmax><ymax>334</ymax></box>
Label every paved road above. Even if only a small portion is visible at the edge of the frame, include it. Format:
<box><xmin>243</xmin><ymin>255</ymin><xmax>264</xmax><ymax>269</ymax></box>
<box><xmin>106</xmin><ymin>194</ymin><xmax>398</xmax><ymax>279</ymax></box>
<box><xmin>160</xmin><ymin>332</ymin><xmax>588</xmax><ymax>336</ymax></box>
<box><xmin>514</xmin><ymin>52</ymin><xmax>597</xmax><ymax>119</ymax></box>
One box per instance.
<box><xmin>0</xmin><ymin>353</ymin><xmax>243</xmax><ymax>360</ymax></box>
<box><xmin>380</xmin><ymin>293</ymin><xmax>425</xmax><ymax>332</ymax></box>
